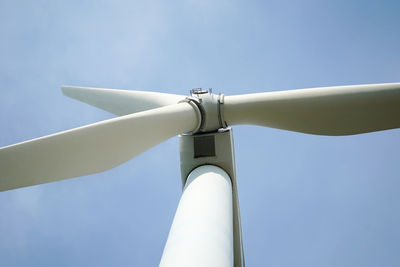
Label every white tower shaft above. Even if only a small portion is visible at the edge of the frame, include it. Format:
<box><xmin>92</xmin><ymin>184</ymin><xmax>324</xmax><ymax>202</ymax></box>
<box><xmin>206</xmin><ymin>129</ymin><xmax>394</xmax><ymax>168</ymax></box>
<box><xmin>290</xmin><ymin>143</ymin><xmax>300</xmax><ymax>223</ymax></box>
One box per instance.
<box><xmin>160</xmin><ymin>165</ymin><xmax>234</xmax><ymax>267</ymax></box>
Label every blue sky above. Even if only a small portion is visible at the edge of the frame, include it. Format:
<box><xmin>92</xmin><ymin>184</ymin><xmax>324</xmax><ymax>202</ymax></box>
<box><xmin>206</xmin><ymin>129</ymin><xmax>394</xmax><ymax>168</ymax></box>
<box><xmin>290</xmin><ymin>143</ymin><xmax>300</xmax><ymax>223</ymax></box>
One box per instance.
<box><xmin>0</xmin><ymin>0</ymin><xmax>399</xmax><ymax>266</ymax></box>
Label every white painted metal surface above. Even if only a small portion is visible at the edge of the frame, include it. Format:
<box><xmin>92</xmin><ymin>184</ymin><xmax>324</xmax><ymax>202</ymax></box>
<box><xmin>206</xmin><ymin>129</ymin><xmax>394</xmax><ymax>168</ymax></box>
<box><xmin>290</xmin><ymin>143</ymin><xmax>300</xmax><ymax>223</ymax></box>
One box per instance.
<box><xmin>62</xmin><ymin>85</ymin><xmax>185</xmax><ymax>116</ymax></box>
<box><xmin>0</xmin><ymin>102</ymin><xmax>198</xmax><ymax>191</ymax></box>
<box><xmin>224</xmin><ymin>83</ymin><xmax>400</xmax><ymax>135</ymax></box>
<box><xmin>160</xmin><ymin>165</ymin><xmax>233</xmax><ymax>267</ymax></box>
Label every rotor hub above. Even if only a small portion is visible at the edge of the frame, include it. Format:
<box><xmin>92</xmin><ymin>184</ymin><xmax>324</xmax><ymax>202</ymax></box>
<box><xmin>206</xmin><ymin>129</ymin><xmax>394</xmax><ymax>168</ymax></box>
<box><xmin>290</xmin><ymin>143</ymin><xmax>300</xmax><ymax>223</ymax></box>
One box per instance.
<box><xmin>181</xmin><ymin>88</ymin><xmax>227</xmax><ymax>134</ymax></box>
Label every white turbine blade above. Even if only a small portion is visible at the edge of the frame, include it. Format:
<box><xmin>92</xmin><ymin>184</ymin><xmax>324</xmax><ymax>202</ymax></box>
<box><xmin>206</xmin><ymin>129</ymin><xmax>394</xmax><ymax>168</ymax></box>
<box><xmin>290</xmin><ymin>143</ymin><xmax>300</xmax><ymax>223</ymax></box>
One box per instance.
<box><xmin>0</xmin><ymin>103</ymin><xmax>198</xmax><ymax>192</ymax></box>
<box><xmin>62</xmin><ymin>85</ymin><xmax>185</xmax><ymax>116</ymax></box>
<box><xmin>224</xmin><ymin>83</ymin><xmax>400</xmax><ymax>135</ymax></box>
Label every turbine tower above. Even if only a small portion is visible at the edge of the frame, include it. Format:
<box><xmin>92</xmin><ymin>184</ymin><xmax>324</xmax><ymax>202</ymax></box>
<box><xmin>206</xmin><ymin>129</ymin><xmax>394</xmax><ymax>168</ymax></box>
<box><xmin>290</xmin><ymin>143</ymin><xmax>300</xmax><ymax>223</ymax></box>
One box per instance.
<box><xmin>1</xmin><ymin>83</ymin><xmax>400</xmax><ymax>266</ymax></box>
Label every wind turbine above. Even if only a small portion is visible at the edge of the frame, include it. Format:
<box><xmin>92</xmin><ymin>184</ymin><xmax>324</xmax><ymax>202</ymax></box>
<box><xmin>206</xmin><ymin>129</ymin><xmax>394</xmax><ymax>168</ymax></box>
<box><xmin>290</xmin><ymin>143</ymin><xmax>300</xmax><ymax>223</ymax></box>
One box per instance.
<box><xmin>1</xmin><ymin>83</ymin><xmax>399</xmax><ymax>266</ymax></box>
